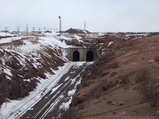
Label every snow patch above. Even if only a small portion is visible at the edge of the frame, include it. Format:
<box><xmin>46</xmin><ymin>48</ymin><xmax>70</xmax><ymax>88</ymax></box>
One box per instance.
<box><xmin>0</xmin><ymin>37</ymin><xmax>22</xmax><ymax>44</ymax></box>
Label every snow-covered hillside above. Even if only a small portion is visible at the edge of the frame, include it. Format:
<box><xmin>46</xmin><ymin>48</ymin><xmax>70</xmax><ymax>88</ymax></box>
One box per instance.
<box><xmin>0</xmin><ymin>31</ymin><xmax>89</xmax><ymax>118</ymax></box>
<box><xmin>0</xmin><ymin>28</ymin><xmax>107</xmax><ymax>119</ymax></box>
<box><xmin>0</xmin><ymin>32</ymin><xmax>85</xmax><ymax>100</ymax></box>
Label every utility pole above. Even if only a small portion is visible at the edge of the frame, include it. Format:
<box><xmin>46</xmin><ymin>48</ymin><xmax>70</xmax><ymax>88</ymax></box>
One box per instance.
<box><xmin>58</xmin><ymin>16</ymin><xmax>62</xmax><ymax>35</ymax></box>
<box><xmin>32</xmin><ymin>27</ymin><xmax>35</xmax><ymax>36</ymax></box>
<box><xmin>32</xmin><ymin>27</ymin><xmax>35</xmax><ymax>32</ymax></box>
<box><xmin>26</xmin><ymin>24</ymin><xmax>28</xmax><ymax>36</ymax></box>
<box><xmin>84</xmin><ymin>20</ymin><xmax>86</xmax><ymax>30</ymax></box>
<box><xmin>39</xmin><ymin>27</ymin><xmax>41</xmax><ymax>33</ymax></box>
<box><xmin>4</xmin><ymin>27</ymin><xmax>8</xmax><ymax>36</ymax></box>
<box><xmin>44</xmin><ymin>26</ymin><xmax>46</xmax><ymax>33</ymax></box>
<box><xmin>17</xmin><ymin>26</ymin><xmax>20</xmax><ymax>36</ymax></box>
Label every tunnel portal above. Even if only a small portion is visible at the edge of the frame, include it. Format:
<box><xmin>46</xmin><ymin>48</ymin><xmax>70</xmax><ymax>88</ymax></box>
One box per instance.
<box><xmin>66</xmin><ymin>48</ymin><xmax>98</xmax><ymax>61</ymax></box>
<box><xmin>73</xmin><ymin>50</ymin><xmax>80</xmax><ymax>61</ymax></box>
<box><xmin>86</xmin><ymin>51</ymin><xmax>94</xmax><ymax>61</ymax></box>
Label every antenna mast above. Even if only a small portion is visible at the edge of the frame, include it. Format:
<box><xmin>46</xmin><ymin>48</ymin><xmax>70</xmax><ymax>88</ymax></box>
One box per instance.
<box><xmin>58</xmin><ymin>16</ymin><xmax>62</xmax><ymax>35</ymax></box>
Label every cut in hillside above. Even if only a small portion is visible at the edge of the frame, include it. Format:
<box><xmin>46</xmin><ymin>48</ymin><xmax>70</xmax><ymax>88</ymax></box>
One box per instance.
<box><xmin>1</xmin><ymin>30</ymin><xmax>158</xmax><ymax>119</ymax></box>
<box><xmin>63</xmin><ymin>33</ymin><xmax>159</xmax><ymax>119</ymax></box>
<box><xmin>0</xmin><ymin>29</ymin><xmax>105</xmax><ymax>112</ymax></box>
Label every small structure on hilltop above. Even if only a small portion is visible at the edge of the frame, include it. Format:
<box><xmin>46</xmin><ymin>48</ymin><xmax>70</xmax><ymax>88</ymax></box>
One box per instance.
<box><xmin>66</xmin><ymin>47</ymin><xmax>98</xmax><ymax>61</ymax></box>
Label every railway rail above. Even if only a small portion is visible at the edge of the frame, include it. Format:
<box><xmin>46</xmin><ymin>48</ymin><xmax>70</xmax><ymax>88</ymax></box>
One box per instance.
<box><xmin>7</xmin><ymin>62</ymin><xmax>90</xmax><ymax>119</ymax></box>
<box><xmin>7</xmin><ymin>62</ymin><xmax>75</xmax><ymax>119</ymax></box>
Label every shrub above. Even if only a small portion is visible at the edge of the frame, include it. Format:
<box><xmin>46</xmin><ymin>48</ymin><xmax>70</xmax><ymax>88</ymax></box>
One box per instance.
<box><xmin>108</xmin><ymin>62</ymin><xmax>119</xmax><ymax>69</ymax></box>
<box><xmin>135</xmin><ymin>69</ymin><xmax>149</xmax><ymax>83</ymax></box>
<box><xmin>140</xmin><ymin>78</ymin><xmax>159</xmax><ymax>107</ymax></box>
<box><xmin>154</xmin><ymin>56</ymin><xmax>159</xmax><ymax>63</ymax></box>
<box><xmin>137</xmin><ymin>69</ymin><xmax>159</xmax><ymax>107</ymax></box>
<box><xmin>59</xmin><ymin>108</ymin><xmax>82</xmax><ymax>119</ymax></box>
<box><xmin>120</xmin><ymin>75</ymin><xmax>129</xmax><ymax>84</ymax></box>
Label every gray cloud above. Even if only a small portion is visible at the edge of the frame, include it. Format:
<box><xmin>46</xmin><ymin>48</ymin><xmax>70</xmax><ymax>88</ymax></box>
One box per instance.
<box><xmin>0</xmin><ymin>0</ymin><xmax>159</xmax><ymax>32</ymax></box>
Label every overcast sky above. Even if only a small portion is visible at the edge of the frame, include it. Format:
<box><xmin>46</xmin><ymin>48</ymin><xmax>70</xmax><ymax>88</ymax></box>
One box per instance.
<box><xmin>0</xmin><ymin>0</ymin><xmax>159</xmax><ymax>32</ymax></box>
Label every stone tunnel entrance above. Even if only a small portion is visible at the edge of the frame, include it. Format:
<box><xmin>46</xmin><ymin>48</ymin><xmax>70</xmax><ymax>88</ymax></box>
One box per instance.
<box><xmin>86</xmin><ymin>51</ymin><xmax>93</xmax><ymax>61</ymax></box>
<box><xmin>66</xmin><ymin>48</ymin><xmax>98</xmax><ymax>61</ymax></box>
<box><xmin>73</xmin><ymin>50</ymin><xmax>80</xmax><ymax>61</ymax></box>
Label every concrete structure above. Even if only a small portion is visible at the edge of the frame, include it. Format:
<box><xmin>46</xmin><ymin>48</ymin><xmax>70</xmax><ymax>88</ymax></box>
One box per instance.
<box><xmin>66</xmin><ymin>48</ymin><xmax>98</xmax><ymax>61</ymax></box>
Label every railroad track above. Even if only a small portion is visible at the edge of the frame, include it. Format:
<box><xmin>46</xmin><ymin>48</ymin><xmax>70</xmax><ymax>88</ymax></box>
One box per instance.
<box><xmin>7</xmin><ymin>62</ymin><xmax>77</xmax><ymax>119</ymax></box>
<box><xmin>32</xmin><ymin>62</ymin><xmax>90</xmax><ymax>119</ymax></box>
<box><xmin>31</xmin><ymin>79</ymin><xmax>71</xmax><ymax>119</ymax></box>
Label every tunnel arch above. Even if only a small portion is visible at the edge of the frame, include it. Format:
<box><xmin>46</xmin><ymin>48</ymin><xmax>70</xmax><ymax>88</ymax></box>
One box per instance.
<box><xmin>73</xmin><ymin>50</ymin><xmax>80</xmax><ymax>61</ymax></box>
<box><xmin>86</xmin><ymin>51</ymin><xmax>94</xmax><ymax>61</ymax></box>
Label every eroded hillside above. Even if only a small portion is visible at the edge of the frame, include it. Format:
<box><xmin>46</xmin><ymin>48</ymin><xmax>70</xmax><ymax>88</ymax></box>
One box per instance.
<box><xmin>63</xmin><ymin>33</ymin><xmax>159</xmax><ymax>119</ymax></box>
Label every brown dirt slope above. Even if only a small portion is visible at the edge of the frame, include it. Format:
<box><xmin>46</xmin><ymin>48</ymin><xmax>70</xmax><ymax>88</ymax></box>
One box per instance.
<box><xmin>69</xmin><ymin>34</ymin><xmax>159</xmax><ymax>119</ymax></box>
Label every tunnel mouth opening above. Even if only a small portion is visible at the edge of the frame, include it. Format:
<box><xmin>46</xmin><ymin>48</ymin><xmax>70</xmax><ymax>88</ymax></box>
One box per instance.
<box><xmin>86</xmin><ymin>51</ymin><xmax>94</xmax><ymax>61</ymax></box>
<box><xmin>73</xmin><ymin>50</ymin><xmax>80</xmax><ymax>61</ymax></box>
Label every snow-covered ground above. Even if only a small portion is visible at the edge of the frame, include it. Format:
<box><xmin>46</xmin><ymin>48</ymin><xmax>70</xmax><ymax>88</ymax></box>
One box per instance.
<box><xmin>0</xmin><ymin>62</ymin><xmax>85</xmax><ymax>119</ymax></box>
<box><xmin>0</xmin><ymin>31</ymin><xmax>87</xmax><ymax>119</ymax></box>
<box><xmin>0</xmin><ymin>37</ymin><xmax>22</xmax><ymax>44</ymax></box>
<box><xmin>0</xmin><ymin>32</ymin><xmax>14</xmax><ymax>37</ymax></box>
